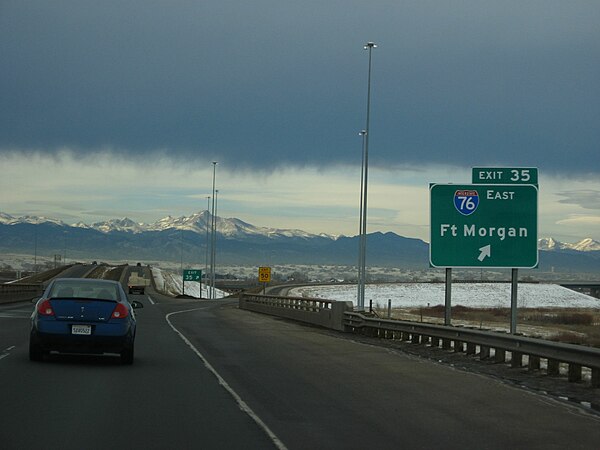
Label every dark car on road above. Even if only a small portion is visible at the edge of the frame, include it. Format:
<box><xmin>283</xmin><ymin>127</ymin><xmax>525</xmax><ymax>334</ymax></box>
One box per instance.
<box><xmin>29</xmin><ymin>278</ymin><xmax>143</xmax><ymax>364</ymax></box>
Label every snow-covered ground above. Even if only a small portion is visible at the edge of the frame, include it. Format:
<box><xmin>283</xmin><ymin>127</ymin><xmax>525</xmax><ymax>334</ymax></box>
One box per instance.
<box><xmin>152</xmin><ymin>267</ymin><xmax>227</xmax><ymax>299</ymax></box>
<box><xmin>289</xmin><ymin>283</ymin><xmax>600</xmax><ymax>309</ymax></box>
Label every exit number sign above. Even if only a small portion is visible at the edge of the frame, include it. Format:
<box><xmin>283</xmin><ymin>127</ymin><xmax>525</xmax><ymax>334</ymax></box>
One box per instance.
<box><xmin>472</xmin><ymin>167</ymin><xmax>538</xmax><ymax>186</ymax></box>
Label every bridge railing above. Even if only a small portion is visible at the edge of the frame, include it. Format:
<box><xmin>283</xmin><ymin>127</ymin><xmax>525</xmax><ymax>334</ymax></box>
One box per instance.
<box><xmin>345</xmin><ymin>312</ymin><xmax>600</xmax><ymax>388</ymax></box>
<box><xmin>239</xmin><ymin>293</ymin><xmax>353</xmax><ymax>331</ymax></box>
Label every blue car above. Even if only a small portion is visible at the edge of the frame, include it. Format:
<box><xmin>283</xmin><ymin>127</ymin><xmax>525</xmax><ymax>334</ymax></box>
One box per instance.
<box><xmin>30</xmin><ymin>278</ymin><xmax>143</xmax><ymax>364</ymax></box>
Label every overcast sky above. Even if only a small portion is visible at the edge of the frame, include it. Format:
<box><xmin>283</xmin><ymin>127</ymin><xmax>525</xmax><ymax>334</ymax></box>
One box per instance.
<box><xmin>1</xmin><ymin>1</ymin><xmax>599</xmax><ymax>243</ymax></box>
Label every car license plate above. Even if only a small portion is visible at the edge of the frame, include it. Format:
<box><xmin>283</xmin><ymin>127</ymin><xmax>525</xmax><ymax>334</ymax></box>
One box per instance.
<box><xmin>72</xmin><ymin>324</ymin><xmax>92</xmax><ymax>335</ymax></box>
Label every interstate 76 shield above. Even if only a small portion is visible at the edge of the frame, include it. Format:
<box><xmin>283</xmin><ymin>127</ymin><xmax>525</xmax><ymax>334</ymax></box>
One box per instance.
<box><xmin>454</xmin><ymin>190</ymin><xmax>479</xmax><ymax>216</ymax></box>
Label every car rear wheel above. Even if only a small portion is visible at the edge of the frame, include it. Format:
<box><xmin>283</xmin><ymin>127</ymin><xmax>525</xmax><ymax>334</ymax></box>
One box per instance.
<box><xmin>121</xmin><ymin>345</ymin><xmax>134</xmax><ymax>365</ymax></box>
<box><xmin>29</xmin><ymin>339</ymin><xmax>45</xmax><ymax>362</ymax></box>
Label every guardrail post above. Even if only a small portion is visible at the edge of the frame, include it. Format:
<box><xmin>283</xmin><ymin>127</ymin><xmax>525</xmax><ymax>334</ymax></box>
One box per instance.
<box><xmin>466</xmin><ymin>343</ymin><xmax>476</xmax><ymax>355</ymax></box>
<box><xmin>528</xmin><ymin>356</ymin><xmax>541</xmax><ymax>371</ymax></box>
<box><xmin>592</xmin><ymin>368</ymin><xmax>600</xmax><ymax>388</ymax></box>
<box><xmin>479</xmin><ymin>346</ymin><xmax>490</xmax><ymax>359</ymax></box>
<box><xmin>442</xmin><ymin>338</ymin><xmax>451</xmax><ymax>350</ymax></box>
<box><xmin>494</xmin><ymin>349</ymin><xmax>506</xmax><ymax>363</ymax></box>
<box><xmin>511</xmin><ymin>352</ymin><xmax>523</xmax><ymax>368</ymax></box>
<box><xmin>547</xmin><ymin>359</ymin><xmax>560</xmax><ymax>376</ymax></box>
<box><xmin>411</xmin><ymin>333</ymin><xmax>421</xmax><ymax>344</ymax></box>
<box><xmin>454</xmin><ymin>340</ymin><xmax>463</xmax><ymax>352</ymax></box>
<box><xmin>568</xmin><ymin>364</ymin><xmax>582</xmax><ymax>383</ymax></box>
<box><xmin>430</xmin><ymin>336</ymin><xmax>440</xmax><ymax>348</ymax></box>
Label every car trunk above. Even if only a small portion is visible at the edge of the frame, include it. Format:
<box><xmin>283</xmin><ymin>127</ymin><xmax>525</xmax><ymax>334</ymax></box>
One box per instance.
<box><xmin>50</xmin><ymin>299</ymin><xmax>117</xmax><ymax>323</ymax></box>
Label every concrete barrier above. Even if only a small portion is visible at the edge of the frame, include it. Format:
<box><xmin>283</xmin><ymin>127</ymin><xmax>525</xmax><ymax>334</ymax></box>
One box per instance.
<box><xmin>239</xmin><ymin>293</ymin><xmax>353</xmax><ymax>332</ymax></box>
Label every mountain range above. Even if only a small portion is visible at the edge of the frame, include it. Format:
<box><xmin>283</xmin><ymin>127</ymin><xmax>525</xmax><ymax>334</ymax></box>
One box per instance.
<box><xmin>1</xmin><ymin>211</ymin><xmax>599</xmax><ymax>272</ymax></box>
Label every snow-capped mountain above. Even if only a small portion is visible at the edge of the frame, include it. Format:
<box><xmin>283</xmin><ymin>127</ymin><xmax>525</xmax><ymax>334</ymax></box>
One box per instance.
<box><xmin>2</xmin><ymin>210</ymin><xmax>598</xmax><ymax>250</ymax></box>
<box><xmin>93</xmin><ymin>211</ymin><xmax>339</xmax><ymax>240</ymax></box>
<box><xmin>538</xmin><ymin>238</ymin><xmax>566</xmax><ymax>251</ymax></box>
<box><xmin>538</xmin><ymin>237</ymin><xmax>600</xmax><ymax>252</ymax></box>
<box><xmin>91</xmin><ymin>218</ymin><xmax>147</xmax><ymax>234</ymax></box>
<box><xmin>0</xmin><ymin>212</ymin><xmax>14</xmax><ymax>223</ymax></box>
<box><xmin>570</xmin><ymin>238</ymin><xmax>600</xmax><ymax>252</ymax></box>
<box><xmin>0</xmin><ymin>212</ymin><xmax>66</xmax><ymax>227</ymax></box>
<box><xmin>1</xmin><ymin>210</ymin><xmax>600</xmax><ymax>271</ymax></box>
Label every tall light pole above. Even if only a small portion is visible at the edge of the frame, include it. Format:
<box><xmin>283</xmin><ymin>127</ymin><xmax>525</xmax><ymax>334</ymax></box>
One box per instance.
<box><xmin>63</xmin><ymin>230</ymin><xmax>67</xmax><ymax>265</ymax></box>
<box><xmin>358</xmin><ymin>41</ymin><xmax>377</xmax><ymax>311</ymax></box>
<box><xmin>210</xmin><ymin>161</ymin><xmax>217</xmax><ymax>299</ymax></box>
<box><xmin>180</xmin><ymin>228</ymin><xmax>184</xmax><ymax>276</ymax></box>
<box><xmin>212</xmin><ymin>189</ymin><xmax>219</xmax><ymax>300</ymax></box>
<box><xmin>205</xmin><ymin>195</ymin><xmax>210</xmax><ymax>296</ymax></box>
<box><xmin>357</xmin><ymin>130</ymin><xmax>367</xmax><ymax>305</ymax></box>
<box><xmin>34</xmin><ymin>224</ymin><xmax>38</xmax><ymax>273</ymax></box>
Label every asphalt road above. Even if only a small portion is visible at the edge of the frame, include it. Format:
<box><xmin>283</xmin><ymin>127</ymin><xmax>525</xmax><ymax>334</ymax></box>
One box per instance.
<box><xmin>0</xmin><ymin>293</ymin><xmax>277</xmax><ymax>450</ymax></box>
<box><xmin>2</xmin><ymin>287</ymin><xmax>600</xmax><ymax>450</ymax></box>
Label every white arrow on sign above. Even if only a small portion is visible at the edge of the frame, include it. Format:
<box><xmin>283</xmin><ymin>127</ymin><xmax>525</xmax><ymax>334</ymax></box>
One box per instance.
<box><xmin>478</xmin><ymin>245</ymin><xmax>491</xmax><ymax>261</ymax></box>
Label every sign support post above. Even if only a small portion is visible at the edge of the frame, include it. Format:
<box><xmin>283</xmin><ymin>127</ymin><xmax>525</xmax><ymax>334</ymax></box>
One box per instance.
<box><xmin>445</xmin><ymin>268</ymin><xmax>452</xmax><ymax>325</ymax></box>
<box><xmin>511</xmin><ymin>268</ymin><xmax>518</xmax><ymax>334</ymax></box>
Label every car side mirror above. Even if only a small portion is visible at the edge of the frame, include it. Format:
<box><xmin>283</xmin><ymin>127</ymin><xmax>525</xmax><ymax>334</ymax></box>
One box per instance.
<box><xmin>131</xmin><ymin>300</ymin><xmax>144</xmax><ymax>309</ymax></box>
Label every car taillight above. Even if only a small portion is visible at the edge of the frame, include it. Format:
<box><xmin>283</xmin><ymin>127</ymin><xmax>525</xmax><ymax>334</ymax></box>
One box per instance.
<box><xmin>111</xmin><ymin>303</ymin><xmax>129</xmax><ymax>319</ymax></box>
<box><xmin>37</xmin><ymin>299</ymin><xmax>54</xmax><ymax>316</ymax></box>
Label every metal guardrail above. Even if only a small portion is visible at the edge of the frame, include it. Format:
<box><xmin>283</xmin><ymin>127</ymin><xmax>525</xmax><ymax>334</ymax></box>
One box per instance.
<box><xmin>344</xmin><ymin>312</ymin><xmax>600</xmax><ymax>387</ymax></box>
<box><xmin>238</xmin><ymin>293</ymin><xmax>600</xmax><ymax>387</ymax></box>
<box><xmin>0</xmin><ymin>283</ymin><xmax>43</xmax><ymax>304</ymax></box>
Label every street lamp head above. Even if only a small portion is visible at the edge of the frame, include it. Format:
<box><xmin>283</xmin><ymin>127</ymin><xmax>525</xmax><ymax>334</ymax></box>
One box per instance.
<box><xmin>359</xmin><ymin>130</ymin><xmax>367</xmax><ymax>136</ymax></box>
<box><xmin>364</xmin><ymin>42</ymin><xmax>377</xmax><ymax>49</ymax></box>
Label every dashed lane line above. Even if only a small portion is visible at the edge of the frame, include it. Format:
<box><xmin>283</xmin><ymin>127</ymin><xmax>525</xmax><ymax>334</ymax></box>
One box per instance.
<box><xmin>1</xmin><ymin>346</ymin><xmax>16</xmax><ymax>361</ymax></box>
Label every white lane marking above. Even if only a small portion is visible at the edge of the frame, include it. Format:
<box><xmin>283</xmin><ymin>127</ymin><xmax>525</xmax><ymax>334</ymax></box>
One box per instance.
<box><xmin>1</xmin><ymin>346</ymin><xmax>16</xmax><ymax>361</ymax></box>
<box><xmin>147</xmin><ymin>295</ymin><xmax>156</xmax><ymax>305</ymax></box>
<box><xmin>166</xmin><ymin>308</ymin><xmax>287</xmax><ymax>450</ymax></box>
<box><xmin>0</xmin><ymin>313</ymin><xmax>31</xmax><ymax>319</ymax></box>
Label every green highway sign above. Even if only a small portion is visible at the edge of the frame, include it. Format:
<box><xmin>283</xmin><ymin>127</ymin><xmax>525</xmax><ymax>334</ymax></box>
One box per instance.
<box><xmin>472</xmin><ymin>167</ymin><xmax>538</xmax><ymax>186</ymax></box>
<box><xmin>430</xmin><ymin>184</ymin><xmax>538</xmax><ymax>268</ymax></box>
<box><xmin>183</xmin><ymin>269</ymin><xmax>202</xmax><ymax>281</ymax></box>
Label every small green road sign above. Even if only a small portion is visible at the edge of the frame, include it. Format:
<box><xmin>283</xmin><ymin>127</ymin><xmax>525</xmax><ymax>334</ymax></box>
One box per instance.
<box><xmin>472</xmin><ymin>167</ymin><xmax>538</xmax><ymax>185</ymax></box>
<box><xmin>183</xmin><ymin>269</ymin><xmax>202</xmax><ymax>281</ymax></box>
<box><xmin>430</xmin><ymin>184</ymin><xmax>538</xmax><ymax>268</ymax></box>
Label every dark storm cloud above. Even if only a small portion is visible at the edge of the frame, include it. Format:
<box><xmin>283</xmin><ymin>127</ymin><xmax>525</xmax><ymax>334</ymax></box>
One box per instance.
<box><xmin>1</xmin><ymin>1</ymin><xmax>599</xmax><ymax>173</ymax></box>
<box><xmin>556</xmin><ymin>190</ymin><xmax>600</xmax><ymax>210</ymax></box>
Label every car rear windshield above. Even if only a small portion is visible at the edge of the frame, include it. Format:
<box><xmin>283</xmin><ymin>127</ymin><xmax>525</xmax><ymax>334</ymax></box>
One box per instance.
<box><xmin>49</xmin><ymin>281</ymin><xmax>119</xmax><ymax>301</ymax></box>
